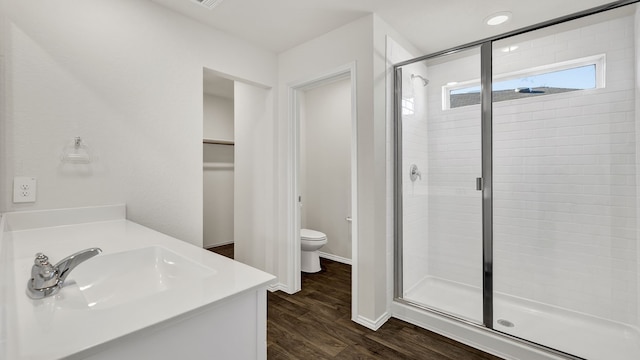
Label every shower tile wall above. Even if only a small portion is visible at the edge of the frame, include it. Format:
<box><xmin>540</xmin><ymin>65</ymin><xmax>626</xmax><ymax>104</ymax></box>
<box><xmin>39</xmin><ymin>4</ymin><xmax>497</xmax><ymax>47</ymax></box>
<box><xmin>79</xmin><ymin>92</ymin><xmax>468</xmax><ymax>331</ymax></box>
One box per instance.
<box><xmin>493</xmin><ymin>13</ymin><xmax>637</xmax><ymax>324</ymax></box>
<box><xmin>425</xmin><ymin>14</ymin><xmax>638</xmax><ymax>323</ymax></box>
<box><xmin>426</xmin><ymin>53</ymin><xmax>483</xmax><ymax>288</ymax></box>
<box><xmin>402</xmin><ymin>63</ymin><xmax>430</xmax><ymax>293</ymax></box>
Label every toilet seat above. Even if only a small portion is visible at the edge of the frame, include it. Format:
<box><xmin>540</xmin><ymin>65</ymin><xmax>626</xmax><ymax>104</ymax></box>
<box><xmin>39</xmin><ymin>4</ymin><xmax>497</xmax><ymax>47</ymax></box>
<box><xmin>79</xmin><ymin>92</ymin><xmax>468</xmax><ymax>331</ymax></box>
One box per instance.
<box><xmin>301</xmin><ymin>229</ymin><xmax>327</xmax><ymax>241</ymax></box>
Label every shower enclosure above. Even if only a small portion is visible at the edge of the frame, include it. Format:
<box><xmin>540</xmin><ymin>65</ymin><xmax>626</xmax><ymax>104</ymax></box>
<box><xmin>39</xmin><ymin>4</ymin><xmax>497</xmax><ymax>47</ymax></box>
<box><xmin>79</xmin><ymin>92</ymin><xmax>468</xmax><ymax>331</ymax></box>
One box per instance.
<box><xmin>394</xmin><ymin>2</ymin><xmax>640</xmax><ymax>359</ymax></box>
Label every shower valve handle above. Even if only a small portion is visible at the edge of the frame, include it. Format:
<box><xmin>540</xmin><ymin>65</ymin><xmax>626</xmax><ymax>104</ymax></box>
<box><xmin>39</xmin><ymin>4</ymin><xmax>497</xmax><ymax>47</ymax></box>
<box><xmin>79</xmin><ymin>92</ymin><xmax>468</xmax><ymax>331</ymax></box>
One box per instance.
<box><xmin>409</xmin><ymin>164</ymin><xmax>422</xmax><ymax>181</ymax></box>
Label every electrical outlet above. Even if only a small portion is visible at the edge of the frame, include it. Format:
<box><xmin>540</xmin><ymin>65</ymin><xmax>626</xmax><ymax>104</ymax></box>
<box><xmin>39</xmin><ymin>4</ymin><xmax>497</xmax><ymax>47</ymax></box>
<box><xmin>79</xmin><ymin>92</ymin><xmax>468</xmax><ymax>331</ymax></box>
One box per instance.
<box><xmin>13</xmin><ymin>176</ymin><xmax>37</xmax><ymax>203</ymax></box>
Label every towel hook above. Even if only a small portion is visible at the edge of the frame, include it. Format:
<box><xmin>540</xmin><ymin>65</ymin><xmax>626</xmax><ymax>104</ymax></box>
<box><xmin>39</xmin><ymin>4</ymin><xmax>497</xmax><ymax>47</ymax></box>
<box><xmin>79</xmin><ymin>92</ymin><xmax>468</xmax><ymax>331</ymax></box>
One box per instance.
<box><xmin>61</xmin><ymin>136</ymin><xmax>92</xmax><ymax>164</ymax></box>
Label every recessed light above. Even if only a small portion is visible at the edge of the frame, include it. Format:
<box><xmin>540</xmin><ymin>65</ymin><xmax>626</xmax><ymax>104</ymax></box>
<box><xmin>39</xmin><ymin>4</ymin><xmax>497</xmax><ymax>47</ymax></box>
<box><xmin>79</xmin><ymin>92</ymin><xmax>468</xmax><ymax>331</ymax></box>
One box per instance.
<box><xmin>485</xmin><ymin>11</ymin><xmax>512</xmax><ymax>26</ymax></box>
<box><xmin>447</xmin><ymin>82</ymin><xmax>458</xmax><ymax>86</ymax></box>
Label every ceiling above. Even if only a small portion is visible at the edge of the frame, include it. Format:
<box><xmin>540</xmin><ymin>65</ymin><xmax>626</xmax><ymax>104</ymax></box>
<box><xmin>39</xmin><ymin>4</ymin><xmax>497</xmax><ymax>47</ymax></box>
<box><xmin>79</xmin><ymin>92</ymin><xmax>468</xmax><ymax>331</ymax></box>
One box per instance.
<box><xmin>151</xmin><ymin>0</ymin><xmax>618</xmax><ymax>54</ymax></box>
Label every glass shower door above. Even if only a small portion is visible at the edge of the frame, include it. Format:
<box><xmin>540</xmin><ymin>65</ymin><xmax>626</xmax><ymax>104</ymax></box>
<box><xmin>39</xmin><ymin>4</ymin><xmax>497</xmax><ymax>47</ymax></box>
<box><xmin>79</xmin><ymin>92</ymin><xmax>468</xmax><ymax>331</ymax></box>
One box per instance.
<box><xmin>395</xmin><ymin>3</ymin><xmax>640</xmax><ymax>359</ymax></box>
<box><xmin>491</xmin><ymin>5</ymin><xmax>640</xmax><ymax>359</ymax></box>
<box><xmin>397</xmin><ymin>46</ymin><xmax>484</xmax><ymax>324</ymax></box>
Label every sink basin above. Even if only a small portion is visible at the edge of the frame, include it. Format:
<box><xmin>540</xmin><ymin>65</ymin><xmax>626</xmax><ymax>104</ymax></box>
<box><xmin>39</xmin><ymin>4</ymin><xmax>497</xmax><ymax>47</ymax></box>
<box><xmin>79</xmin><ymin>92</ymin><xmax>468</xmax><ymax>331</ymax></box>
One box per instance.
<box><xmin>2</xmin><ymin>208</ymin><xmax>276</xmax><ymax>360</ymax></box>
<box><xmin>70</xmin><ymin>246</ymin><xmax>217</xmax><ymax>309</ymax></box>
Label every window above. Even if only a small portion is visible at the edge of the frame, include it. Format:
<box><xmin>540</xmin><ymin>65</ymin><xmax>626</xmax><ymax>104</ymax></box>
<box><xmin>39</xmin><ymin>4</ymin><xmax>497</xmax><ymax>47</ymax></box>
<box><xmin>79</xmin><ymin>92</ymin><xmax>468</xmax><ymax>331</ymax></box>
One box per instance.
<box><xmin>444</xmin><ymin>55</ymin><xmax>605</xmax><ymax>109</ymax></box>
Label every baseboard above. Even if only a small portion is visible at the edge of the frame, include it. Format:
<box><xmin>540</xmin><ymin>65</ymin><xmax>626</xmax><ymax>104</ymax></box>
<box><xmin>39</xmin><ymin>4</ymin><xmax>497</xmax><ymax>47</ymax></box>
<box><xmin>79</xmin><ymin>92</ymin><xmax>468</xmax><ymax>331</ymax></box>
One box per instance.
<box><xmin>268</xmin><ymin>282</ymin><xmax>296</xmax><ymax>294</ymax></box>
<box><xmin>353</xmin><ymin>311</ymin><xmax>392</xmax><ymax>331</ymax></box>
<box><xmin>319</xmin><ymin>251</ymin><xmax>352</xmax><ymax>265</ymax></box>
<box><xmin>204</xmin><ymin>241</ymin><xmax>234</xmax><ymax>250</ymax></box>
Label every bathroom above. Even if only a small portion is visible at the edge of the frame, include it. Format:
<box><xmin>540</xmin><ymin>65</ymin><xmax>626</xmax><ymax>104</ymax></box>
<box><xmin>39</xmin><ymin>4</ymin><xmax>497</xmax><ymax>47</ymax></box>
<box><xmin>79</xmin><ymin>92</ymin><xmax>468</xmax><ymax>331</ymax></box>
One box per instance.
<box><xmin>1</xmin><ymin>0</ymin><xmax>640</xmax><ymax>359</ymax></box>
<box><xmin>297</xmin><ymin>74</ymin><xmax>354</xmax><ymax>273</ymax></box>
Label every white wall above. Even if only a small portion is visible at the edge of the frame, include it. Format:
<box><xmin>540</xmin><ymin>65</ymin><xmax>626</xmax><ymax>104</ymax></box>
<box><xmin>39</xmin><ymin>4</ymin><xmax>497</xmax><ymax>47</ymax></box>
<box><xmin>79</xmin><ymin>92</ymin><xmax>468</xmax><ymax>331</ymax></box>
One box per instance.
<box><xmin>417</xmin><ymin>13</ymin><xmax>637</xmax><ymax>324</ymax></box>
<box><xmin>301</xmin><ymin>78</ymin><xmax>352</xmax><ymax>260</ymax></box>
<box><xmin>203</xmin><ymin>94</ymin><xmax>234</xmax><ymax>140</ymax></box>
<box><xmin>0</xmin><ymin>0</ymin><xmax>277</xmax><ymax>247</ymax></box>
<box><xmin>203</xmin><ymin>94</ymin><xmax>234</xmax><ymax>248</ymax></box>
<box><xmin>277</xmin><ymin>15</ymin><xmax>374</xmax><ymax>315</ymax></box>
<box><xmin>278</xmin><ymin>13</ymin><xmax>423</xmax><ymax>328</ymax></box>
<box><xmin>234</xmin><ymin>82</ymin><xmax>275</xmax><ymax>274</ymax></box>
<box><xmin>278</xmin><ymin>14</ymin><xmax>383</xmax><ymax>324</ymax></box>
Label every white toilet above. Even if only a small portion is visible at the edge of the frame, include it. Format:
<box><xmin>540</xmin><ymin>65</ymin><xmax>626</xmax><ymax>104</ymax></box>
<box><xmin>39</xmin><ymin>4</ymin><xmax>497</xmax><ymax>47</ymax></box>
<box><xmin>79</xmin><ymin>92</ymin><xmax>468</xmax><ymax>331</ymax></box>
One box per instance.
<box><xmin>300</xmin><ymin>229</ymin><xmax>327</xmax><ymax>273</ymax></box>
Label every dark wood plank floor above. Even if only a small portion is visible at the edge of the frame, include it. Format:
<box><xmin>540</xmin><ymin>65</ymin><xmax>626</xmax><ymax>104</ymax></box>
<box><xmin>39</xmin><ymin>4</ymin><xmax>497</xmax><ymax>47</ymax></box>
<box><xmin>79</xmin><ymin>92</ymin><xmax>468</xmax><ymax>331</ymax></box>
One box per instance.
<box><xmin>207</xmin><ymin>243</ymin><xmax>234</xmax><ymax>259</ymax></box>
<box><xmin>208</xmin><ymin>244</ymin><xmax>503</xmax><ymax>360</ymax></box>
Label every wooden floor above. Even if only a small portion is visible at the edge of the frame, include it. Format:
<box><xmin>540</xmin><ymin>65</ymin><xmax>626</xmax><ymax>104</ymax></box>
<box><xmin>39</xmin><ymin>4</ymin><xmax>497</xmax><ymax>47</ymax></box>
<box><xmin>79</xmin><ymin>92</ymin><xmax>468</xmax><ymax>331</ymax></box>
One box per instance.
<box><xmin>209</xmin><ymin>244</ymin><xmax>502</xmax><ymax>360</ymax></box>
<box><xmin>207</xmin><ymin>243</ymin><xmax>234</xmax><ymax>259</ymax></box>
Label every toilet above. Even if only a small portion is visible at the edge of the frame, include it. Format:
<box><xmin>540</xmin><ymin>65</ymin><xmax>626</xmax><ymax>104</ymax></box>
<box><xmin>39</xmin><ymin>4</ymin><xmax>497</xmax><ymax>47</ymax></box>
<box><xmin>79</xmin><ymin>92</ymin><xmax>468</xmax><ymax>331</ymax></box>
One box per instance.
<box><xmin>300</xmin><ymin>229</ymin><xmax>327</xmax><ymax>273</ymax></box>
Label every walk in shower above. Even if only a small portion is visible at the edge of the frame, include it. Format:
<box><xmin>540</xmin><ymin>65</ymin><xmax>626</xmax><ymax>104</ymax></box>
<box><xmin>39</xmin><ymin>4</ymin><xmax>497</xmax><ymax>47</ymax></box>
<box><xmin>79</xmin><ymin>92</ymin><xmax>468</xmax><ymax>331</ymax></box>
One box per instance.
<box><xmin>394</xmin><ymin>2</ymin><xmax>640</xmax><ymax>359</ymax></box>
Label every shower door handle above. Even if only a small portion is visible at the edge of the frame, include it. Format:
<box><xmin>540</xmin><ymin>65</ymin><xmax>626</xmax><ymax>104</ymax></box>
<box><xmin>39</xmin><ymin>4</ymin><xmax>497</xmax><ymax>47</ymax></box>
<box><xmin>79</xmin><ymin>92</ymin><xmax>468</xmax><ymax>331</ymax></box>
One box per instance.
<box><xmin>476</xmin><ymin>177</ymin><xmax>483</xmax><ymax>191</ymax></box>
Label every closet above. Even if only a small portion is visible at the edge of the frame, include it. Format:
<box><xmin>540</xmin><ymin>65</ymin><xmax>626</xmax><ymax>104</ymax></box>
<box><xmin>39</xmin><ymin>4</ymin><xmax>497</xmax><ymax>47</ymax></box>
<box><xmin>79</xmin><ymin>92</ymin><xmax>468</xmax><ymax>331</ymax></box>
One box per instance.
<box><xmin>203</xmin><ymin>71</ymin><xmax>234</xmax><ymax>249</ymax></box>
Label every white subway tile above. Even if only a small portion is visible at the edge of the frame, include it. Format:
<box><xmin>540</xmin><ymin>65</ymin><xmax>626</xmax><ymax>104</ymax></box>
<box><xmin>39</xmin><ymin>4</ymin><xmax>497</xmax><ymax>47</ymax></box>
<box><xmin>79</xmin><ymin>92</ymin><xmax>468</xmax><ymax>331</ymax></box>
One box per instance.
<box><xmin>410</xmin><ymin>14</ymin><xmax>638</xmax><ymax>324</ymax></box>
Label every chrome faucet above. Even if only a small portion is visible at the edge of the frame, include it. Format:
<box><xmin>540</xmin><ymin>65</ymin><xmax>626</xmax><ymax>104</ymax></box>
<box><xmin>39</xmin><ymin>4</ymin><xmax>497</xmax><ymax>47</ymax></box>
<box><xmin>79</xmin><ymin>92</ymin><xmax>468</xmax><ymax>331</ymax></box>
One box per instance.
<box><xmin>26</xmin><ymin>248</ymin><xmax>102</xmax><ymax>299</ymax></box>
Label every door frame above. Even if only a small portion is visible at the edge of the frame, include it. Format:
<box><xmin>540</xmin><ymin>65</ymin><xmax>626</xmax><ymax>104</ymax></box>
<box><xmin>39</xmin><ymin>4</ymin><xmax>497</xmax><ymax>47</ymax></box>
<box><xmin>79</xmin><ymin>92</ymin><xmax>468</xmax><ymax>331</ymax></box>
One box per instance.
<box><xmin>286</xmin><ymin>62</ymin><xmax>358</xmax><ymax>306</ymax></box>
<box><xmin>391</xmin><ymin>1</ymin><xmax>639</xmax><ymax>359</ymax></box>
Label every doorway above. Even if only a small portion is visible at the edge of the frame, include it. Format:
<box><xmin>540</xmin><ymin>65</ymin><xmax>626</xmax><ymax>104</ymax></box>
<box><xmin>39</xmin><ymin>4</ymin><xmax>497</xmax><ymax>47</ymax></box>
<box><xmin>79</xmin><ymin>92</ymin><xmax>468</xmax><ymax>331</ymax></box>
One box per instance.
<box><xmin>203</xmin><ymin>70</ymin><xmax>235</xmax><ymax>250</ymax></box>
<box><xmin>288</xmin><ymin>63</ymin><xmax>358</xmax><ymax>303</ymax></box>
<box><xmin>202</xmin><ymin>67</ymin><xmax>275</xmax><ymax>274</ymax></box>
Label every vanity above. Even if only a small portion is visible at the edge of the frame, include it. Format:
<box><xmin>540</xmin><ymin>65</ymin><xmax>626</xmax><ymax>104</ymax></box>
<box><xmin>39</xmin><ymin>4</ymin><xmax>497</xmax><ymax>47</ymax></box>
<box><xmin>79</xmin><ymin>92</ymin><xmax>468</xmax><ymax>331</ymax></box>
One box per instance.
<box><xmin>0</xmin><ymin>205</ymin><xmax>275</xmax><ymax>360</ymax></box>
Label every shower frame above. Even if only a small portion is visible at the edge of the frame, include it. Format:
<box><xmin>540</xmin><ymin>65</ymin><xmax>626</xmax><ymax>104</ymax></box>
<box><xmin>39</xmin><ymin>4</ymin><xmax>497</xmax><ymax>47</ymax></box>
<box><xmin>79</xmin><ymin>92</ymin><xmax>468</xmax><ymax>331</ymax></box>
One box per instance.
<box><xmin>392</xmin><ymin>0</ymin><xmax>640</xmax><ymax>359</ymax></box>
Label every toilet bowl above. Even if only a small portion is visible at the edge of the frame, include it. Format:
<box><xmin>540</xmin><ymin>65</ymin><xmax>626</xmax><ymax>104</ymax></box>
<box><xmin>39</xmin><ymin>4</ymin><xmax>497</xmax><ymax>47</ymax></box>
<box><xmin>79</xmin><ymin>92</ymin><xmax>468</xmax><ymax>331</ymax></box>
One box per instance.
<box><xmin>300</xmin><ymin>229</ymin><xmax>327</xmax><ymax>273</ymax></box>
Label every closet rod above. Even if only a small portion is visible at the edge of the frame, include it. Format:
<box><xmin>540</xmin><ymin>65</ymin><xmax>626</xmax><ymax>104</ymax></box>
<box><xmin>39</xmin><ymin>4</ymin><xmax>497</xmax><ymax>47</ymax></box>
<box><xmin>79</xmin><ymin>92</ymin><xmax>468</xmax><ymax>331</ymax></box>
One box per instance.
<box><xmin>203</xmin><ymin>138</ymin><xmax>234</xmax><ymax>146</ymax></box>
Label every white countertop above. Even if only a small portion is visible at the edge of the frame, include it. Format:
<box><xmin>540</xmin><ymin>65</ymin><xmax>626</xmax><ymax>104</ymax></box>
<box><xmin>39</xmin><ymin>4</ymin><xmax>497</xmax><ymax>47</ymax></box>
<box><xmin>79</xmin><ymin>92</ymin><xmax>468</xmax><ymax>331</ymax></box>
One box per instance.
<box><xmin>0</xmin><ymin>205</ymin><xmax>276</xmax><ymax>360</ymax></box>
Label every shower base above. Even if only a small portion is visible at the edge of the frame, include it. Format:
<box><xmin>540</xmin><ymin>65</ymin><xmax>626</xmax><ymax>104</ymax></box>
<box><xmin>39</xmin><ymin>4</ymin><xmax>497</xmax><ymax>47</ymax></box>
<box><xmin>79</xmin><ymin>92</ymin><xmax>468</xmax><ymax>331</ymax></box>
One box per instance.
<box><xmin>404</xmin><ymin>276</ymin><xmax>640</xmax><ymax>360</ymax></box>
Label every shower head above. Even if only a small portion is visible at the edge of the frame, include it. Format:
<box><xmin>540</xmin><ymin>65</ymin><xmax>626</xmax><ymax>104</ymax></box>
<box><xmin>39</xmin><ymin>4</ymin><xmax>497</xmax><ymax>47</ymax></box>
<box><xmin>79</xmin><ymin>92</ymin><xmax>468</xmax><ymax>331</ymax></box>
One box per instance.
<box><xmin>411</xmin><ymin>74</ymin><xmax>429</xmax><ymax>86</ymax></box>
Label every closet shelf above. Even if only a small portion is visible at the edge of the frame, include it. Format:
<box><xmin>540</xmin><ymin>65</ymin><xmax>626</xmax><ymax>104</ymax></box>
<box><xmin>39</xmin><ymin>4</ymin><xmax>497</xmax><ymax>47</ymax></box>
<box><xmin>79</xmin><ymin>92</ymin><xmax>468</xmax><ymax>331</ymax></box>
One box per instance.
<box><xmin>203</xmin><ymin>138</ymin><xmax>234</xmax><ymax>146</ymax></box>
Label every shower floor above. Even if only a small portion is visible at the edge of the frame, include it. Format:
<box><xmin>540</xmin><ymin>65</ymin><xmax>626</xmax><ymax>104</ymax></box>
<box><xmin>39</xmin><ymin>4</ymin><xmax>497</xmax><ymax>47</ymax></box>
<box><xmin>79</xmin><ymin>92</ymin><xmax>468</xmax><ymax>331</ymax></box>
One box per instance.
<box><xmin>404</xmin><ymin>276</ymin><xmax>640</xmax><ymax>360</ymax></box>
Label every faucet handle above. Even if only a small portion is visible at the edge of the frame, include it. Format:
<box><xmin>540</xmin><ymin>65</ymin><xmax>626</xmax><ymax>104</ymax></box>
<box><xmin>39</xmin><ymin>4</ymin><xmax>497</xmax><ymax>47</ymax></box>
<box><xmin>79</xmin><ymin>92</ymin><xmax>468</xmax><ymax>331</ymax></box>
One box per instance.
<box><xmin>34</xmin><ymin>253</ymin><xmax>50</xmax><ymax>266</ymax></box>
<box><xmin>31</xmin><ymin>252</ymin><xmax>58</xmax><ymax>291</ymax></box>
<box><xmin>27</xmin><ymin>253</ymin><xmax>59</xmax><ymax>299</ymax></box>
